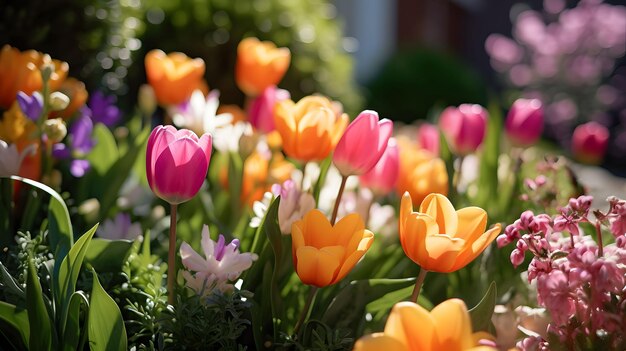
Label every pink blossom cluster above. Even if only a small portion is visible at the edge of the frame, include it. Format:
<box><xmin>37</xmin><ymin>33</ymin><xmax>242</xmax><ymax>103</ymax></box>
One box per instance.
<box><xmin>497</xmin><ymin>195</ymin><xmax>626</xmax><ymax>350</ymax></box>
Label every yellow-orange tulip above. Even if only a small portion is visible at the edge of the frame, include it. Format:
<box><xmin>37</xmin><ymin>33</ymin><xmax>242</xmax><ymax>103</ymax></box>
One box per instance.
<box><xmin>274</xmin><ymin>96</ymin><xmax>348</xmax><ymax>162</ymax></box>
<box><xmin>354</xmin><ymin>299</ymin><xmax>496</xmax><ymax>351</ymax></box>
<box><xmin>396</xmin><ymin>137</ymin><xmax>448</xmax><ymax>207</ymax></box>
<box><xmin>0</xmin><ymin>45</ymin><xmax>68</xmax><ymax>109</ymax></box>
<box><xmin>145</xmin><ymin>50</ymin><xmax>205</xmax><ymax>106</ymax></box>
<box><xmin>292</xmin><ymin>210</ymin><xmax>374</xmax><ymax>287</ymax></box>
<box><xmin>399</xmin><ymin>192</ymin><xmax>501</xmax><ymax>273</ymax></box>
<box><xmin>0</xmin><ymin>102</ymin><xmax>36</xmax><ymax>143</ymax></box>
<box><xmin>235</xmin><ymin>37</ymin><xmax>290</xmax><ymax>96</ymax></box>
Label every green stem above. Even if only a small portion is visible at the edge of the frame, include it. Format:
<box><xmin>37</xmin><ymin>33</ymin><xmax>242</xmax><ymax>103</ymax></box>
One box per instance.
<box><xmin>330</xmin><ymin>176</ymin><xmax>348</xmax><ymax>225</ymax></box>
<box><xmin>294</xmin><ymin>286</ymin><xmax>319</xmax><ymax>336</ymax></box>
<box><xmin>410</xmin><ymin>269</ymin><xmax>428</xmax><ymax>303</ymax></box>
<box><xmin>167</xmin><ymin>203</ymin><xmax>178</xmax><ymax>305</ymax></box>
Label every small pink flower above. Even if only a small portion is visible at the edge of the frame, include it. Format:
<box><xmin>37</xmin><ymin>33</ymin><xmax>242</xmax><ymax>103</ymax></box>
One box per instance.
<box><xmin>271</xmin><ymin>180</ymin><xmax>315</xmax><ymax>235</ymax></box>
<box><xmin>146</xmin><ymin>125</ymin><xmax>212</xmax><ymax>204</ymax></box>
<box><xmin>439</xmin><ymin>104</ymin><xmax>488</xmax><ymax>155</ymax></box>
<box><xmin>180</xmin><ymin>225</ymin><xmax>258</xmax><ymax>294</ymax></box>
<box><xmin>505</xmin><ymin>98</ymin><xmax>544</xmax><ymax>147</ymax></box>
<box><xmin>248</xmin><ymin>85</ymin><xmax>290</xmax><ymax>133</ymax></box>
<box><xmin>359</xmin><ymin>137</ymin><xmax>399</xmax><ymax>195</ymax></box>
<box><xmin>333</xmin><ymin>110</ymin><xmax>393</xmax><ymax>176</ymax></box>
<box><xmin>571</xmin><ymin>121</ymin><xmax>609</xmax><ymax>165</ymax></box>
<box><xmin>417</xmin><ymin>123</ymin><xmax>440</xmax><ymax>155</ymax></box>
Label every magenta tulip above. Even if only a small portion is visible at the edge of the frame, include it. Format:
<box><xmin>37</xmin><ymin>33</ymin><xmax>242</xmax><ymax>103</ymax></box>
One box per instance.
<box><xmin>359</xmin><ymin>137</ymin><xmax>399</xmax><ymax>195</ymax></box>
<box><xmin>248</xmin><ymin>85</ymin><xmax>290</xmax><ymax>133</ymax></box>
<box><xmin>505</xmin><ymin>98</ymin><xmax>544</xmax><ymax>147</ymax></box>
<box><xmin>333</xmin><ymin>110</ymin><xmax>393</xmax><ymax>177</ymax></box>
<box><xmin>572</xmin><ymin>122</ymin><xmax>609</xmax><ymax>165</ymax></box>
<box><xmin>146</xmin><ymin>125</ymin><xmax>212</xmax><ymax>204</ymax></box>
<box><xmin>439</xmin><ymin>104</ymin><xmax>487</xmax><ymax>155</ymax></box>
<box><xmin>417</xmin><ymin>123</ymin><xmax>440</xmax><ymax>156</ymax></box>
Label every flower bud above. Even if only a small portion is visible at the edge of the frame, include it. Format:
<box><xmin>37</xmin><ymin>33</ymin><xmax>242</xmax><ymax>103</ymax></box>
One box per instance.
<box><xmin>505</xmin><ymin>98</ymin><xmax>543</xmax><ymax>147</ymax></box>
<box><xmin>417</xmin><ymin>123</ymin><xmax>440</xmax><ymax>156</ymax></box>
<box><xmin>138</xmin><ymin>84</ymin><xmax>157</xmax><ymax>116</ymax></box>
<box><xmin>43</xmin><ymin>118</ymin><xmax>67</xmax><ymax>142</ymax></box>
<box><xmin>40</xmin><ymin>61</ymin><xmax>55</xmax><ymax>82</ymax></box>
<box><xmin>78</xmin><ymin>198</ymin><xmax>100</xmax><ymax>223</ymax></box>
<box><xmin>49</xmin><ymin>92</ymin><xmax>70</xmax><ymax>111</ymax></box>
<box><xmin>571</xmin><ymin>122</ymin><xmax>609</xmax><ymax>165</ymax></box>
<box><xmin>439</xmin><ymin>104</ymin><xmax>488</xmax><ymax>155</ymax></box>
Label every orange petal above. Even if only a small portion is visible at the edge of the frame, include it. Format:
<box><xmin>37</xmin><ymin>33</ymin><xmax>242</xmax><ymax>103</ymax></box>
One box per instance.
<box><xmin>455</xmin><ymin>207</ymin><xmax>487</xmax><ymax>241</ymax></box>
<box><xmin>452</xmin><ymin>223</ymin><xmax>501</xmax><ymax>272</ymax></box>
<box><xmin>422</xmin><ymin>234</ymin><xmax>465</xmax><ymax>272</ymax></box>
<box><xmin>419</xmin><ymin>193</ymin><xmax>458</xmax><ymax>235</ymax></box>
<box><xmin>295</xmin><ymin>246</ymin><xmax>341</xmax><ymax>287</ymax></box>
<box><xmin>384</xmin><ymin>301</ymin><xmax>435</xmax><ymax>351</ymax></box>
<box><xmin>301</xmin><ymin>209</ymin><xmax>334</xmax><ymax>248</ymax></box>
<box><xmin>399</xmin><ymin>192</ymin><xmax>414</xmax><ymax>241</ymax></box>
<box><xmin>332</xmin><ymin>213</ymin><xmax>365</xmax><ymax>249</ymax></box>
<box><xmin>431</xmin><ymin>298</ymin><xmax>474</xmax><ymax>351</ymax></box>
<box><xmin>353</xmin><ymin>333</ymin><xmax>408</xmax><ymax>351</ymax></box>
<box><xmin>401</xmin><ymin>213</ymin><xmax>438</xmax><ymax>266</ymax></box>
<box><xmin>333</xmin><ymin>231</ymin><xmax>374</xmax><ymax>283</ymax></box>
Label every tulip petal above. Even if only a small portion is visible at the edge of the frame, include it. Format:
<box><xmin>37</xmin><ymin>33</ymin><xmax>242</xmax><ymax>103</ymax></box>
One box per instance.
<box><xmin>297</xmin><ymin>108</ymin><xmax>333</xmax><ymax>160</ymax></box>
<box><xmin>399</xmin><ymin>192</ymin><xmax>414</xmax><ymax>244</ymax></box>
<box><xmin>295</xmin><ymin>246</ymin><xmax>341</xmax><ymax>287</ymax></box>
<box><xmin>153</xmin><ymin>138</ymin><xmax>208</xmax><ymax>203</ymax></box>
<box><xmin>401</xmin><ymin>214</ymin><xmax>439</xmax><ymax>266</ymax></box>
<box><xmin>455</xmin><ymin>207</ymin><xmax>487</xmax><ymax>241</ymax></box>
<box><xmin>376</xmin><ymin>118</ymin><xmax>393</xmax><ymax>154</ymax></box>
<box><xmin>180</xmin><ymin>242</ymin><xmax>207</xmax><ymax>272</ymax></box>
<box><xmin>423</xmin><ymin>234</ymin><xmax>465</xmax><ymax>272</ymax></box>
<box><xmin>333</xmin><ymin>231</ymin><xmax>374</xmax><ymax>283</ymax></box>
<box><xmin>431</xmin><ymin>298</ymin><xmax>474</xmax><ymax>350</ymax></box>
<box><xmin>420</xmin><ymin>193</ymin><xmax>458</xmax><ymax>235</ymax></box>
<box><xmin>303</xmin><ymin>209</ymin><xmax>334</xmax><ymax>248</ymax></box>
<box><xmin>332</xmin><ymin>213</ymin><xmax>365</xmax><ymax>248</ymax></box>
<box><xmin>353</xmin><ymin>333</ymin><xmax>408</xmax><ymax>351</ymax></box>
<box><xmin>453</xmin><ymin>223</ymin><xmax>502</xmax><ymax>272</ymax></box>
<box><xmin>385</xmin><ymin>301</ymin><xmax>435</xmax><ymax>351</ymax></box>
<box><xmin>197</xmin><ymin>133</ymin><xmax>213</xmax><ymax>165</ymax></box>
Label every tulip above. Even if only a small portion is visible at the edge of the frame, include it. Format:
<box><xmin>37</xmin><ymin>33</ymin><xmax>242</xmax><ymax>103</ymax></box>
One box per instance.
<box><xmin>235</xmin><ymin>37</ymin><xmax>290</xmax><ymax>96</ymax></box>
<box><xmin>417</xmin><ymin>123</ymin><xmax>440</xmax><ymax>156</ymax></box>
<box><xmin>360</xmin><ymin>137</ymin><xmax>399</xmax><ymax>195</ymax></box>
<box><xmin>333</xmin><ymin>110</ymin><xmax>393</xmax><ymax>177</ymax></box>
<box><xmin>399</xmin><ymin>192</ymin><xmax>501</xmax><ymax>273</ymax></box>
<box><xmin>354</xmin><ymin>299</ymin><xmax>497</xmax><ymax>351</ymax></box>
<box><xmin>505</xmin><ymin>98</ymin><xmax>544</xmax><ymax>147</ymax></box>
<box><xmin>439</xmin><ymin>104</ymin><xmax>488</xmax><ymax>155</ymax></box>
<box><xmin>146</xmin><ymin>125</ymin><xmax>212</xmax><ymax>204</ymax></box>
<box><xmin>274</xmin><ymin>95</ymin><xmax>348</xmax><ymax>162</ymax></box>
<box><xmin>571</xmin><ymin>121</ymin><xmax>609</xmax><ymax>165</ymax></box>
<box><xmin>248</xmin><ymin>85</ymin><xmax>290</xmax><ymax>133</ymax></box>
<box><xmin>0</xmin><ymin>45</ymin><xmax>68</xmax><ymax>109</ymax></box>
<box><xmin>396</xmin><ymin>137</ymin><xmax>448</xmax><ymax>207</ymax></box>
<box><xmin>145</xmin><ymin>50</ymin><xmax>205</xmax><ymax>106</ymax></box>
<box><xmin>292</xmin><ymin>209</ymin><xmax>374</xmax><ymax>287</ymax></box>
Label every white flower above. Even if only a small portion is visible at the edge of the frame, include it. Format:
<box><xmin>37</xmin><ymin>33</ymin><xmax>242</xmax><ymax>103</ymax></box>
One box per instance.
<box><xmin>0</xmin><ymin>140</ymin><xmax>36</xmax><ymax>177</ymax></box>
<box><xmin>96</xmin><ymin>213</ymin><xmax>142</xmax><ymax>240</ymax></box>
<box><xmin>271</xmin><ymin>180</ymin><xmax>316</xmax><ymax>235</ymax></box>
<box><xmin>213</xmin><ymin>121</ymin><xmax>254</xmax><ymax>153</ymax></box>
<box><xmin>117</xmin><ymin>174</ymin><xmax>154</xmax><ymax>216</ymax></box>
<box><xmin>250</xmin><ymin>191</ymin><xmax>273</xmax><ymax>229</ymax></box>
<box><xmin>338</xmin><ymin>187</ymin><xmax>396</xmax><ymax>237</ymax></box>
<box><xmin>179</xmin><ymin>225</ymin><xmax>258</xmax><ymax>295</ymax></box>
<box><xmin>171</xmin><ymin>89</ymin><xmax>233</xmax><ymax>136</ymax></box>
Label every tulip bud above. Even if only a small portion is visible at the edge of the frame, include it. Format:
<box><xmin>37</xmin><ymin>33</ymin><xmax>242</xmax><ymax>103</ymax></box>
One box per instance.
<box><xmin>360</xmin><ymin>137</ymin><xmax>399</xmax><ymax>195</ymax></box>
<box><xmin>40</xmin><ymin>62</ymin><xmax>55</xmax><ymax>82</ymax></box>
<box><xmin>571</xmin><ymin>121</ymin><xmax>609</xmax><ymax>165</ymax></box>
<box><xmin>78</xmin><ymin>198</ymin><xmax>100</xmax><ymax>223</ymax></box>
<box><xmin>43</xmin><ymin>118</ymin><xmax>67</xmax><ymax>142</ymax></box>
<box><xmin>417</xmin><ymin>123</ymin><xmax>440</xmax><ymax>155</ymax></box>
<box><xmin>505</xmin><ymin>98</ymin><xmax>544</xmax><ymax>147</ymax></box>
<box><xmin>439</xmin><ymin>104</ymin><xmax>487</xmax><ymax>155</ymax></box>
<box><xmin>138</xmin><ymin>84</ymin><xmax>157</xmax><ymax>116</ymax></box>
<box><xmin>49</xmin><ymin>92</ymin><xmax>70</xmax><ymax>111</ymax></box>
<box><xmin>248</xmin><ymin>85</ymin><xmax>290</xmax><ymax>133</ymax></box>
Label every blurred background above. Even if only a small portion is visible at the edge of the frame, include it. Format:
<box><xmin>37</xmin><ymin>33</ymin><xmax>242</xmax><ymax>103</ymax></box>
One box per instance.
<box><xmin>1</xmin><ymin>0</ymin><xmax>625</xmax><ymax>172</ymax></box>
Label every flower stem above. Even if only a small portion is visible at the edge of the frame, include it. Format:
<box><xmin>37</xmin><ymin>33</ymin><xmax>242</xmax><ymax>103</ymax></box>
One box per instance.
<box><xmin>594</xmin><ymin>220</ymin><xmax>604</xmax><ymax>257</ymax></box>
<box><xmin>450</xmin><ymin>155</ymin><xmax>465</xmax><ymax>202</ymax></box>
<box><xmin>294</xmin><ymin>286</ymin><xmax>319</xmax><ymax>336</ymax></box>
<box><xmin>410</xmin><ymin>268</ymin><xmax>428</xmax><ymax>303</ymax></box>
<box><xmin>301</xmin><ymin>161</ymin><xmax>308</xmax><ymax>191</ymax></box>
<box><xmin>330</xmin><ymin>176</ymin><xmax>348</xmax><ymax>225</ymax></box>
<box><xmin>167</xmin><ymin>203</ymin><xmax>178</xmax><ymax>305</ymax></box>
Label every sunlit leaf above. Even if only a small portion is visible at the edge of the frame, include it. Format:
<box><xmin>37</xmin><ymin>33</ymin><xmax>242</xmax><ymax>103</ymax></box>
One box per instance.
<box><xmin>88</xmin><ymin>269</ymin><xmax>127</xmax><ymax>351</ymax></box>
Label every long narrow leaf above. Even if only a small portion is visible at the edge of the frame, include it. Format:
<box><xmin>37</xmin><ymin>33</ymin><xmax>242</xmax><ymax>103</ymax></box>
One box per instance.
<box><xmin>26</xmin><ymin>257</ymin><xmax>52</xmax><ymax>351</ymax></box>
<box><xmin>88</xmin><ymin>269</ymin><xmax>127</xmax><ymax>351</ymax></box>
<box><xmin>62</xmin><ymin>291</ymin><xmax>89</xmax><ymax>351</ymax></box>
<box><xmin>0</xmin><ymin>301</ymin><xmax>29</xmax><ymax>347</ymax></box>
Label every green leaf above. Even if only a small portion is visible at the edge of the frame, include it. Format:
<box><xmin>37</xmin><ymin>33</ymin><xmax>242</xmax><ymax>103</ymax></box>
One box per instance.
<box><xmin>473</xmin><ymin>101</ymin><xmax>502</xmax><ymax>209</ymax></box>
<box><xmin>263</xmin><ymin>197</ymin><xmax>283</xmax><ymax>337</ymax></box>
<box><xmin>26</xmin><ymin>257</ymin><xmax>52</xmax><ymax>351</ymax></box>
<box><xmin>86</xmin><ymin>123</ymin><xmax>119</xmax><ymax>175</ymax></box>
<box><xmin>9</xmin><ymin>176</ymin><xmax>73</xmax><ymax>264</ymax></box>
<box><xmin>58</xmin><ymin>224</ymin><xmax>98</xmax><ymax>330</ymax></box>
<box><xmin>0</xmin><ymin>261</ymin><xmax>25</xmax><ymax>298</ymax></box>
<box><xmin>0</xmin><ymin>301</ymin><xmax>29</xmax><ymax>348</ymax></box>
<box><xmin>469</xmin><ymin>281</ymin><xmax>497</xmax><ymax>333</ymax></box>
<box><xmin>312</xmin><ymin>157</ymin><xmax>331</xmax><ymax>203</ymax></box>
<box><xmin>321</xmin><ymin>278</ymin><xmax>416</xmax><ymax>330</ymax></box>
<box><xmin>62</xmin><ymin>292</ymin><xmax>89</xmax><ymax>351</ymax></box>
<box><xmin>84</xmin><ymin>239</ymin><xmax>133</xmax><ymax>272</ymax></box>
<box><xmin>88</xmin><ymin>270</ymin><xmax>127</xmax><ymax>351</ymax></box>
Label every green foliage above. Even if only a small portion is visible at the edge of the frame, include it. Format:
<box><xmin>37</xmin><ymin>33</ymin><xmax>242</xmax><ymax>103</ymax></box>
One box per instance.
<box><xmin>26</xmin><ymin>256</ymin><xmax>52</xmax><ymax>350</ymax></box>
<box><xmin>468</xmin><ymin>281</ymin><xmax>497</xmax><ymax>334</ymax></box>
<box><xmin>88</xmin><ymin>269</ymin><xmax>128</xmax><ymax>351</ymax></box>
<box><xmin>84</xmin><ymin>238</ymin><xmax>134</xmax><ymax>272</ymax></box>
<box><xmin>280</xmin><ymin>320</ymin><xmax>352</xmax><ymax>351</ymax></box>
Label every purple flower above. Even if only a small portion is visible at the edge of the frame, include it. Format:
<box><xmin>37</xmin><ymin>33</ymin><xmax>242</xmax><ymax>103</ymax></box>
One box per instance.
<box><xmin>51</xmin><ymin>109</ymin><xmax>95</xmax><ymax>177</ymax></box>
<box><xmin>16</xmin><ymin>91</ymin><xmax>43</xmax><ymax>121</ymax></box>
<box><xmin>88</xmin><ymin>91</ymin><xmax>121</xmax><ymax>127</ymax></box>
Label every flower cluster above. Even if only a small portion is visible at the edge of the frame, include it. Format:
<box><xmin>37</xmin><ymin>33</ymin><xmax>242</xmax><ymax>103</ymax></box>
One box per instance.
<box><xmin>497</xmin><ymin>195</ymin><xmax>626</xmax><ymax>349</ymax></box>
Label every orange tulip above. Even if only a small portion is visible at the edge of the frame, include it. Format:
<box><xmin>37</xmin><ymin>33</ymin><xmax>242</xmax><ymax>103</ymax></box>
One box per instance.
<box><xmin>235</xmin><ymin>37</ymin><xmax>290</xmax><ymax>96</ymax></box>
<box><xmin>0</xmin><ymin>102</ymin><xmax>36</xmax><ymax>143</ymax></box>
<box><xmin>399</xmin><ymin>192</ymin><xmax>501</xmax><ymax>273</ymax></box>
<box><xmin>144</xmin><ymin>50</ymin><xmax>205</xmax><ymax>106</ymax></box>
<box><xmin>0</xmin><ymin>45</ymin><xmax>68</xmax><ymax>109</ymax></box>
<box><xmin>396</xmin><ymin>137</ymin><xmax>448</xmax><ymax>206</ymax></box>
<box><xmin>50</xmin><ymin>78</ymin><xmax>88</xmax><ymax>119</ymax></box>
<box><xmin>354</xmin><ymin>299</ymin><xmax>496</xmax><ymax>351</ymax></box>
<box><xmin>241</xmin><ymin>151</ymin><xmax>270</xmax><ymax>206</ymax></box>
<box><xmin>292</xmin><ymin>210</ymin><xmax>374</xmax><ymax>287</ymax></box>
<box><xmin>274</xmin><ymin>96</ymin><xmax>348</xmax><ymax>162</ymax></box>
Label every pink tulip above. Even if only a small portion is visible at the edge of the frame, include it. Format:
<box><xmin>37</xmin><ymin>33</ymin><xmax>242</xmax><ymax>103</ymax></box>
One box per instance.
<box><xmin>248</xmin><ymin>85</ymin><xmax>290</xmax><ymax>133</ymax></box>
<box><xmin>146</xmin><ymin>125</ymin><xmax>212</xmax><ymax>204</ymax></box>
<box><xmin>417</xmin><ymin>123</ymin><xmax>440</xmax><ymax>156</ymax></box>
<box><xmin>333</xmin><ymin>110</ymin><xmax>393</xmax><ymax>176</ymax></box>
<box><xmin>439</xmin><ymin>104</ymin><xmax>488</xmax><ymax>155</ymax></box>
<box><xmin>571</xmin><ymin>122</ymin><xmax>609</xmax><ymax>165</ymax></box>
<box><xmin>505</xmin><ymin>98</ymin><xmax>544</xmax><ymax>147</ymax></box>
<box><xmin>359</xmin><ymin>137</ymin><xmax>399</xmax><ymax>195</ymax></box>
